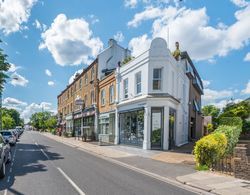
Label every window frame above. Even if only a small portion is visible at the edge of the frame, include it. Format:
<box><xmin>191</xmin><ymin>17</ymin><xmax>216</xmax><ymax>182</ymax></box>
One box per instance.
<box><xmin>101</xmin><ymin>89</ymin><xmax>106</xmax><ymax>106</ymax></box>
<box><xmin>135</xmin><ymin>71</ymin><xmax>142</xmax><ymax>95</ymax></box>
<box><xmin>153</xmin><ymin>68</ymin><xmax>162</xmax><ymax>90</ymax></box>
<box><xmin>123</xmin><ymin>78</ymin><xmax>128</xmax><ymax>99</ymax></box>
<box><xmin>109</xmin><ymin>85</ymin><xmax>114</xmax><ymax>104</ymax></box>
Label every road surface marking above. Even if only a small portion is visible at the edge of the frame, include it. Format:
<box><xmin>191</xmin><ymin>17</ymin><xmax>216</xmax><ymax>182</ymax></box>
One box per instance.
<box><xmin>57</xmin><ymin>167</ymin><xmax>86</xmax><ymax>195</ymax></box>
<box><xmin>4</xmin><ymin>189</ymin><xmax>7</xmax><ymax>195</ymax></box>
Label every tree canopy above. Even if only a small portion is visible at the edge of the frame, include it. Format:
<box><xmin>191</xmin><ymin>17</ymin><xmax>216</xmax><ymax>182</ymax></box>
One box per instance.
<box><xmin>0</xmin><ymin>39</ymin><xmax>10</xmax><ymax>93</ymax></box>
<box><xmin>30</xmin><ymin>112</ymin><xmax>57</xmax><ymax>131</ymax></box>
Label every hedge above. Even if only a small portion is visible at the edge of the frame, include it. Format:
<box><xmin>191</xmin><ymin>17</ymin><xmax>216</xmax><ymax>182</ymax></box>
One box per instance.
<box><xmin>215</xmin><ymin>125</ymin><xmax>242</xmax><ymax>154</ymax></box>
<box><xmin>194</xmin><ymin>132</ymin><xmax>227</xmax><ymax>168</ymax></box>
<box><xmin>219</xmin><ymin>117</ymin><xmax>242</xmax><ymax>128</ymax></box>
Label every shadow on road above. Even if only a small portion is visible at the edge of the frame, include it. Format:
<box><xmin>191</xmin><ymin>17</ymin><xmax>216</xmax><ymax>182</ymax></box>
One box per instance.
<box><xmin>0</xmin><ymin>142</ymin><xmax>64</xmax><ymax>194</ymax></box>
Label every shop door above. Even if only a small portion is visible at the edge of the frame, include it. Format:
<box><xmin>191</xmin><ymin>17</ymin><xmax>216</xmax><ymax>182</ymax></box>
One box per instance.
<box><xmin>151</xmin><ymin>108</ymin><xmax>164</xmax><ymax>150</ymax></box>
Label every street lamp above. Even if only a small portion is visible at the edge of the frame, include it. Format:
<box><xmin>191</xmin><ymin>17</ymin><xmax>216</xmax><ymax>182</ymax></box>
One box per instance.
<box><xmin>0</xmin><ymin>76</ymin><xmax>19</xmax><ymax>130</ymax></box>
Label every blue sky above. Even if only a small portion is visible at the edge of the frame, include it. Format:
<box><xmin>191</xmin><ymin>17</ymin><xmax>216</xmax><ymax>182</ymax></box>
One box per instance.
<box><xmin>0</xmin><ymin>0</ymin><xmax>250</xmax><ymax>122</ymax></box>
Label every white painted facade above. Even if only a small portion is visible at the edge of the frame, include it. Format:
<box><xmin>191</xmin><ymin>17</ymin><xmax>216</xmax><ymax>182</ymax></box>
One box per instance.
<box><xmin>115</xmin><ymin>38</ymin><xmax>190</xmax><ymax>150</ymax></box>
<box><xmin>97</xmin><ymin>39</ymin><xmax>131</xmax><ymax>80</ymax></box>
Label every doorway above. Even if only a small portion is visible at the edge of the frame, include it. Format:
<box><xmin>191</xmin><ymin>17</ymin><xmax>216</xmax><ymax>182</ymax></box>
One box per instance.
<box><xmin>169</xmin><ymin>108</ymin><xmax>176</xmax><ymax>150</ymax></box>
<box><xmin>151</xmin><ymin>108</ymin><xmax>164</xmax><ymax>150</ymax></box>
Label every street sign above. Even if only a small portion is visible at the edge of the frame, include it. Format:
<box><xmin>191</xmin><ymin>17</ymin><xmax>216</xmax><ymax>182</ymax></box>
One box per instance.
<box><xmin>75</xmin><ymin>99</ymin><xmax>84</xmax><ymax>105</ymax></box>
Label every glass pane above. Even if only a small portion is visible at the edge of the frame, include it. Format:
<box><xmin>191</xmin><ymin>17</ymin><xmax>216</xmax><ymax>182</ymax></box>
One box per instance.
<box><xmin>151</xmin><ymin>109</ymin><xmax>162</xmax><ymax>148</ymax></box>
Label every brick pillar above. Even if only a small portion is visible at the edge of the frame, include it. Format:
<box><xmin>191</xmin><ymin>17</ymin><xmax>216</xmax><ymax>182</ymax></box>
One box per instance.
<box><xmin>234</xmin><ymin>144</ymin><xmax>250</xmax><ymax>180</ymax></box>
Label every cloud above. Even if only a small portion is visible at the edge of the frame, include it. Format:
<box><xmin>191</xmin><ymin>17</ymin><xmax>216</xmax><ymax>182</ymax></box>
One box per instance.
<box><xmin>128</xmin><ymin>4</ymin><xmax>250</xmax><ymax>61</ymax></box>
<box><xmin>3</xmin><ymin>97</ymin><xmax>27</xmax><ymax>107</ymax></box>
<box><xmin>241</xmin><ymin>80</ymin><xmax>250</xmax><ymax>94</ymax></box>
<box><xmin>0</xmin><ymin>0</ymin><xmax>37</xmax><ymax>35</ymax></box>
<box><xmin>45</xmin><ymin>69</ymin><xmax>52</xmax><ymax>77</ymax></box>
<box><xmin>33</xmin><ymin>19</ymin><xmax>47</xmax><ymax>31</ymax></box>
<box><xmin>39</xmin><ymin>14</ymin><xmax>103</xmax><ymax>66</ymax></box>
<box><xmin>69</xmin><ymin>69</ymin><xmax>83</xmax><ymax>84</ymax></box>
<box><xmin>48</xmin><ymin>81</ymin><xmax>55</xmax><ymax>86</ymax></box>
<box><xmin>21</xmin><ymin>102</ymin><xmax>56</xmax><ymax>123</ymax></box>
<box><xmin>10</xmin><ymin>72</ymin><xmax>29</xmax><ymax>87</ymax></box>
<box><xmin>202</xmin><ymin>80</ymin><xmax>211</xmax><ymax>88</ymax></box>
<box><xmin>114</xmin><ymin>31</ymin><xmax>125</xmax><ymax>42</ymax></box>
<box><xmin>88</xmin><ymin>14</ymin><xmax>99</xmax><ymax>24</ymax></box>
<box><xmin>8</xmin><ymin>63</ymin><xmax>21</xmax><ymax>73</ymax></box>
<box><xmin>124</xmin><ymin>0</ymin><xmax>138</xmax><ymax>8</ymax></box>
<box><xmin>210</xmin><ymin>98</ymin><xmax>243</xmax><ymax>109</ymax></box>
<box><xmin>202</xmin><ymin>88</ymin><xmax>234</xmax><ymax>102</ymax></box>
<box><xmin>128</xmin><ymin>34</ymin><xmax>151</xmax><ymax>57</ymax></box>
<box><xmin>231</xmin><ymin>0</ymin><xmax>249</xmax><ymax>7</ymax></box>
<box><xmin>244</xmin><ymin>52</ymin><xmax>250</xmax><ymax>61</ymax></box>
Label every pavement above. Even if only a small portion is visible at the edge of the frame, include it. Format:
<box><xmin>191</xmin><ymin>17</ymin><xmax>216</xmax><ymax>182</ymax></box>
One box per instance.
<box><xmin>43</xmin><ymin>132</ymin><xmax>250</xmax><ymax>195</ymax></box>
<box><xmin>0</xmin><ymin>131</ymin><xmax>202</xmax><ymax>195</ymax></box>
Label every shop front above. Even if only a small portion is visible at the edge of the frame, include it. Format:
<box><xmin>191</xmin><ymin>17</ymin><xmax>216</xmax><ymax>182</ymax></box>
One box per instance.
<box><xmin>65</xmin><ymin>113</ymin><xmax>73</xmax><ymax>134</ymax></box>
<box><xmin>119</xmin><ymin>109</ymin><xmax>144</xmax><ymax>147</ymax></box>
<box><xmin>73</xmin><ymin>111</ymin><xmax>82</xmax><ymax>137</ymax></box>
<box><xmin>99</xmin><ymin>112</ymin><xmax>115</xmax><ymax>143</ymax></box>
<box><xmin>82</xmin><ymin>107</ymin><xmax>96</xmax><ymax>140</ymax></box>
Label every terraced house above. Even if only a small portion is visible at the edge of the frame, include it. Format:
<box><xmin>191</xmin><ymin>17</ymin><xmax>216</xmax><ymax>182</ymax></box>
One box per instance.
<box><xmin>57</xmin><ymin>38</ymin><xmax>203</xmax><ymax>150</ymax></box>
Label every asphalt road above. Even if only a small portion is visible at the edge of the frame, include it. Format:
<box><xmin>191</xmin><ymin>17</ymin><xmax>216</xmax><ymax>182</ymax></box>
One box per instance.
<box><xmin>0</xmin><ymin>131</ymin><xmax>196</xmax><ymax>195</ymax></box>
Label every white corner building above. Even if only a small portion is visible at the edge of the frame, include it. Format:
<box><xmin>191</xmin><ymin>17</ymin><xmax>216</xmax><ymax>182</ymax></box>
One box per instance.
<box><xmin>114</xmin><ymin>38</ymin><xmax>190</xmax><ymax>150</ymax></box>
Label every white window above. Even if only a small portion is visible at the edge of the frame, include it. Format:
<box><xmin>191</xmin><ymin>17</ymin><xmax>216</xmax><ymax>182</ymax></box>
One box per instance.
<box><xmin>85</xmin><ymin>74</ymin><xmax>88</xmax><ymax>85</ymax></box>
<box><xmin>123</xmin><ymin>78</ymin><xmax>128</xmax><ymax>99</ymax></box>
<box><xmin>135</xmin><ymin>72</ymin><xmax>142</xmax><ymax>94</ymax></box>
<box><xmin>91</xmin><ymin>90</ymin><xmax>95</xmax><ymax>105</ymax></box>
<box><xmin>153</xmin><ymin>68</ymin><xmax>162</xmax><ymax>90</ymax></box>
<box><xmin>109</xmin><ymin>85</ymin><xmax>114</xmax><ymax>104</ymax></box>
<box><xmin>101</xmin><ymin>89</ymin><xmax>105</xmax><ymax>106</ymax></box>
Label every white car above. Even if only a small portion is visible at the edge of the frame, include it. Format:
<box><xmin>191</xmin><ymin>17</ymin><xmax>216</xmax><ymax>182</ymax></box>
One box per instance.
<box><xmin>0</xmin><ymin>131</ymin><xmax>16</xmax><ymax>146</ymax></box>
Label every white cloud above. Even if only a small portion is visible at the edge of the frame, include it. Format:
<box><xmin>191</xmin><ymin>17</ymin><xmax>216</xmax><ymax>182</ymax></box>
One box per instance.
<box><xmin>33</xmin><ymin>19</ymin><xmax>47</xmax><ymax>31</ymax></box>
<box><xmin>124</xmin><ymin>0</ymin><xmax>138</xmax><ymax>8</ymax></box>
<box><xmin>8</xmin><ymin>63</ymin><xmax>21</xmax><ymax>73</ymax></box>
<box><xmin>128</xmin><ymin>34</ymin><xmax>151</xmax><ymax>57</ymax></box>
<box><xmin>231</xmin><ymin>0</ymin><xmax>249</xmax><ymax>7</ymax></box>
<box><xmin>0</xmin><ymin>0</ymin><xmax>37</xmax><ymax>35</ymax></box>
<box><xmin>241</xmin><ymin>80</ymin><xmax>250</xmax><ymax>94</ymax></box>
<box><xmin>3</xmin><ymin>97</ymin><xmax>27</xmax><ymax>107</ymax></box>
<box><xmin>21</xmin><ymin>102</ymin><xmax>56</xmax><ymax>123</ymax></box>
<box><xmin>210</xmin><ymin>98</ymin><xmax>243</xmax><ymax>109</ymax></box>
<box><xmin>39</xmin><ymin>14</ymin><xmax>103</xmax><ymax>66</ymax></box>
<box><xmin>244</xmin><ymin>52</ymin><xmax>250</xmax><ymax>61</ymax></box>
<box><xmin>69</xmin><ymin>69</ymin><xmax>83</xmax><ymax>84</ymax></box>
<box><xmin>48</xmin><ymin>81</ymin><xmax>55</xmax><ymax>86</ymax></box>
<box><xmin>114</xmin><ymin>31</ymin><xmax>125</xmax><ymax>42</ymax></box>
<box><xmin>202</xmin><ymin>80</ymin><xmax>211</xmax><ymax>88</ymax></box>
<box><xmin>128</xmin><ymin>4</ymin><xmax>250</xmax><ymax>61</ymax></box>
<box><xmin>10</xmin><ymin>72</ymin><xmax>29</xmax><ymax>87</ymax></box>
<box><xmin>88</xmin><ymin>14</ymin><xmax>99</xmax><ymax>24</ymax></box>
<box><xmin>202</xmin><ymin>88</ymin><xmax>234</xmax><ymax>102</ymax></box>
<box><xmin>45</xmin><ymin>69</ymin><xmax>52</xmax><ymax>77</ymax></box>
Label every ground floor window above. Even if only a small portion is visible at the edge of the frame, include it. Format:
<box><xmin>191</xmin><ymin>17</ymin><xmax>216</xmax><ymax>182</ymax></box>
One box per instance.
<box><xmin>66</xmin><ymin>120</ymin><xmax>73</xmax><ymax>133</ymax></box>
<box><xmin>99</xmin><ymin>113</ymin><xmax>115</xmax><ymax>143</ymax></box>
<box><xmin>119</xmin><ymin>109</ymin><xmax>144</xmax><ymax>146</ymax></box>
<box><xmin>83</xmin><ymin>116</ymin><xmax>95</xmax><ymax>139</ymax></box>
<box><xmin>74</xmin><ymin>118</ymin><xmax>81</xmax><ymax>136</ymax></box>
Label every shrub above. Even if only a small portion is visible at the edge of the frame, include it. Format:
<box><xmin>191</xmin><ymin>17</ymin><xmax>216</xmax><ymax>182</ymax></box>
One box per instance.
<box><xmin>219</xmin><ymin>117</ymin><xmax>242</xmax><ymax>128</ymax></box>
<box><xmin>215</xmin><ymin>125</ymin><xmax>242</xmax><ymax>154</ymax></box>
<box><xmin>194</xmin><ymin>132</ymin><xmax>227</xmax><ymax>168</ymax></box>
<box><xmin>51</xmin><ymin>129</ymin><xmax>56</xmax><ymax>135</ymax></box>
<box><xmin>207</xmin><ymin>123</ymin><xmax>214</xmax><ymax>133</ymax></box>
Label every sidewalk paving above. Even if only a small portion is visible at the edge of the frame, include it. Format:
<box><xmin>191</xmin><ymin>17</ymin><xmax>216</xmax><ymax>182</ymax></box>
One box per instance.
<box><xmin>42</xmin><ymin>133</ymin><xmax>250</xmax><ymax>195</ymax></box>
<box><xmin>177</xmin><ymin>172</ymin><xmax>250</xmax><ymax>195</ymax></box>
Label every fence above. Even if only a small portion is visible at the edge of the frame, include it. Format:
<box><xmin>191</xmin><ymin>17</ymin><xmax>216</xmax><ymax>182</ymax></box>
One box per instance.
<box><xmin>212</xmin><ymin>155</ymin><xmax>234</xmax><ymax>175</ymax></box>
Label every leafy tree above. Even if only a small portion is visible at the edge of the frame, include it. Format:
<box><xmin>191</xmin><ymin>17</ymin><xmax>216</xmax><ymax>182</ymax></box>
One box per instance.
<box><xmin>202</xmin><ymin>105</ymin><xmax>220</xmax><ymax>118</ymax></box>
<box><xmin>2</xmin><ymin>114</ymin><xmax>15</xmax><ymax>129</ymax></box>
<box><xmin>0</xmin><ymin>39</ymin><xmax>10</xmax><ymax>93</ymax></box>
<box><xmin>45</xmin><ymin>116</ymin><xmax>57</xmax><ymax>131</ymax></box>
<box><xmin>30</xmin><ymin>112</ymin><xmax>53</xmax><ymax>131</ymax></box>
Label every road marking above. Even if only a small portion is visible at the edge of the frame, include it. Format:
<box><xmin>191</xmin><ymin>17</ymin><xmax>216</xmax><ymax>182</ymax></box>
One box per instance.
<box><xmin>4</xmin><ymin>189</ymin><xmax>7</xmax><ymax>195</ymax></box>
<box><xmin>57</xmin><ymin>167</ymin><xmax>86</xmax><ymax>195</ymax></box>
<box><xmin>40</xmin><ymin>148</ymin><xmax>50</xmax><ymax>160</ymax></box>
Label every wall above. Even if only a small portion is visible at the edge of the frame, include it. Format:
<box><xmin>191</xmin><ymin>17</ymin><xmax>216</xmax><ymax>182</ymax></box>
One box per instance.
<box><xmin>98</xmin><ymin>72</ymin><xmax>116</xmax><ymax>114</ymax></box>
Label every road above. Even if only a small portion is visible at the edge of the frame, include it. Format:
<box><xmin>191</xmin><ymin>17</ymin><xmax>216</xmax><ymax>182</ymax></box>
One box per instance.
<box><xmin>0</xmin><ymin>131</ymin><xmax>196</xmax><ymax>195</ymax></box>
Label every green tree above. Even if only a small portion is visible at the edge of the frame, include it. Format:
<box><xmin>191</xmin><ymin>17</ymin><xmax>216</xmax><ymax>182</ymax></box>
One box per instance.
<box><xmin>45</xmin><ymin>116</ymin><xmax>57</xmax><ymax>131</ymax></box>
<box><xmin>202</xmin><ymin>105</ymin><xmax>220</xmax><ymax>118</ymax></box>
<box><xmin>2</xmin><ymin>114</ymin><xmax>15</xmax><ymax>129</ymax></box>
<box><xmin>30</xmin><ymin>112</ymin><xmax>52</xmax><ymax>130</ymax></box>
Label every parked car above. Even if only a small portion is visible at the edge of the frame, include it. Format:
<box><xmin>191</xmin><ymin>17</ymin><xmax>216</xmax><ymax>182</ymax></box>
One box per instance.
<box><xmin>0</xmin><ymin>131</ymin><xmax>16</xmax><ymax>146</ymax></box>
<box><xmin>10</xmin><ymin>129</ymin><xmax>19</xmax><ymax>140</ymax></box>
<box><xmin>15</xmin><ymin>128</ymin><xmax>24</xmax><ymax>136</ymax></box>
<box><xmin>0</xmin><ymin>134</ymin><xmax>11</xmax><ymax>179</ymax></box>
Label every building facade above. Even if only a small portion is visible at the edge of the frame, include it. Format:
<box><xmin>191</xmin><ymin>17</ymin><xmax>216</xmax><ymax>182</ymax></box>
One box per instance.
<box><xmin>115</xmin><ymin>38</ymin><xmax>190</xmax><ymax>150</ymax></box>
<box><xmin>98</xmin><ymin>72</ymin><xmax>116</xmax><ymax>143</ymax></box>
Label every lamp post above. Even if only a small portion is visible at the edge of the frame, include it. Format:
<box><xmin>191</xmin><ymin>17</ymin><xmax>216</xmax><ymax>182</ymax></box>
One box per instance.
<box><xmin>0</xmin><ymin>76</ymin><xmax>19</xmax><ymax>130</ymax></box>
